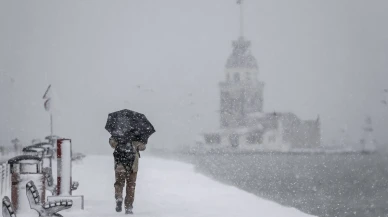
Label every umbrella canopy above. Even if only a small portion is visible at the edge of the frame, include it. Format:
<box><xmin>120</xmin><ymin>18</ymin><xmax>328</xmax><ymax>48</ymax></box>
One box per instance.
<box><xmin>105</xmin><ymin>109</ymin><xmax>155</xmax><ymax>144</ymax></box>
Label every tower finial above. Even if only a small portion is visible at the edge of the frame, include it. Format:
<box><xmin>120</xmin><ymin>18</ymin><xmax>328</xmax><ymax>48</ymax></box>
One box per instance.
<box><xmin>237</xmin><ymin>0</ymin><xmax>244</xmax><ymax>38</ymax></box>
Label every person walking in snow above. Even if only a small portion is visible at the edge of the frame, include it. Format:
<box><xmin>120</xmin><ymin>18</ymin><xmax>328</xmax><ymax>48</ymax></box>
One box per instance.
<box><xmin>109</xmin><ymin>136</ymin><xmax>146</xmax><ymax>214</ymax></box>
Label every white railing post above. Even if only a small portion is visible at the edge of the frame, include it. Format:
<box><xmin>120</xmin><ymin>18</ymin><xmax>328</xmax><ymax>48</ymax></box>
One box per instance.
<box><xmin>47</xmin><ymin>138</ymin><xmax>84</xmax><ymax>211</ymax></box>
<box><xmin>56</xmin><ymin>139</ymin><xmax>72</xmax><ymax>196</ymax></box>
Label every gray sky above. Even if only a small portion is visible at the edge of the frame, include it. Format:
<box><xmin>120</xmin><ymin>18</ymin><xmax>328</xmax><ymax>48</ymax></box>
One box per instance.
<box><xmin>0</xmin><ymin>0</ymin><xmax>387</xmax><ymax>154</ymax></box>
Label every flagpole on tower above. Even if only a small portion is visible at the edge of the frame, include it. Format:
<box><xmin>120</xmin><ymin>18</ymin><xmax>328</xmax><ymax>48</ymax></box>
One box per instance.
<box><xmin>237</xmin><ymin>0</ymin><xmax>244</xmax><ymax>37</ymax></box>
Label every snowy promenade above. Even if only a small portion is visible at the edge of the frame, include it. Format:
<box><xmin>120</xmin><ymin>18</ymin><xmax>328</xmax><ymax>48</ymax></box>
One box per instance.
<box><xmin>68</xmin><ymin>155</ymin><xmax>313</xmax><ymax>217</ymax></box>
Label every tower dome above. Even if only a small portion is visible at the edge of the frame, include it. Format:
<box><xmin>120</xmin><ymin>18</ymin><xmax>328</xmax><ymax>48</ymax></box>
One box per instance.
<box><xmin>225</xmin><ymin>37</ymin><xmax>258</xmax><ymax>69</ymax></box>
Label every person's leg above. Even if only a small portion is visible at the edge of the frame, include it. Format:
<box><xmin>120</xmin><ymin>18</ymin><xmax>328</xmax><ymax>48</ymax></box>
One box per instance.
<box><xmin>114</xmin><ymin>165</ymin><xmax>126</xmax><ymax>212</ymax></box>
<box><xmin>124</xmin><ymin>172</ymin><xmax>138</xmax><ymax>211</ymax></box>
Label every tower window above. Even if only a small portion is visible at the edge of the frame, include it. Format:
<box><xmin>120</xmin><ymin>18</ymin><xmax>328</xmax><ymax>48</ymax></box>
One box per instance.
<box><xmin>234</xmin><ymin>73</ymin><xmax>240</xmax><ymax>82</ymax></box>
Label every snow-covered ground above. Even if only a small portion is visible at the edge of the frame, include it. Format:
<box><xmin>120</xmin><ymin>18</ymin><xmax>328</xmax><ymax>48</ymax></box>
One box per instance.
<box><xmin>66</xmin><ymin>155</ymin><xmax>313</xmax><ymax>217</ymax></box>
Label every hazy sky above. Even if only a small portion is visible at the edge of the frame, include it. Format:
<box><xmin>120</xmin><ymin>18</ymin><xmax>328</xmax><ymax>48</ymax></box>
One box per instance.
<box><xmin>0</xmin><ymin>0</ymin><xmax>387</xmax><ymax>154</ymax></box>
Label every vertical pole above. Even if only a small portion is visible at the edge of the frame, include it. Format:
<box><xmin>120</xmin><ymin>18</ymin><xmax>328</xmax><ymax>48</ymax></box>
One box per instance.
<box><xmin>50</xmin><ymin>113</ymin><xmax>53</xmax><ymax>137</ymax></box>
<box><xmin>240</xmin><ymin>0</ymin><xmax>244</xmax><ymax>37</ymax></box>
<box><xmin>57</xmin><ymin>139</ymin><xmax>72</xmax><ymax>196</ymax></box>
<box><xmin>56</xmin><ymin>140</ymin><xmax>61</xmax><ymax>195</ymax></box>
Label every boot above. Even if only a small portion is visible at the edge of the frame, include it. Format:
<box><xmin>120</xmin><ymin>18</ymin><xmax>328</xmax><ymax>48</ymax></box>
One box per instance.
<box><xmin>125</xmin><ymin>206</ymin><xmax>133</xmax><ymax>215</ymax></box>
<box><xmin>116</xmin><ymin>199</ymin><xmax>123</xmax><ymax>212</ymax></box>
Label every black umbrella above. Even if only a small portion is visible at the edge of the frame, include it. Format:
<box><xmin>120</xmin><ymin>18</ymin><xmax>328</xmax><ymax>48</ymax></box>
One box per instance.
<box><xmin>105</xmin><ymin>109</ymin><xmax>155</xmax><ymax>144</ymax></box>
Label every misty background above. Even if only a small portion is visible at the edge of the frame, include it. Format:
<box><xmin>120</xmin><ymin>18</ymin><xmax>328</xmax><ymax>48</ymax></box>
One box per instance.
<box><xmin>0</xmin><ymin>0</ymin><xmax>387</xmax><ymax>154</ymax></box>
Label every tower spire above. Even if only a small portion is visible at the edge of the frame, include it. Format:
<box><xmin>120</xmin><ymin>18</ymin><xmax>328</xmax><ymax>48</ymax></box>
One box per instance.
<box><xmin>237</xmin><ymin>0</ymin><xmax>244</xmax><ymax>37</ymax></box>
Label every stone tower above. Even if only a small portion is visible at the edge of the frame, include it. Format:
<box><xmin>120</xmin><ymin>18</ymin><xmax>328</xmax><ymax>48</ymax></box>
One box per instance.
<box><xmin>219</xmin><ymin>37</ymin><xmax>264</xmax><ymax>128</ymax></box>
